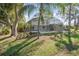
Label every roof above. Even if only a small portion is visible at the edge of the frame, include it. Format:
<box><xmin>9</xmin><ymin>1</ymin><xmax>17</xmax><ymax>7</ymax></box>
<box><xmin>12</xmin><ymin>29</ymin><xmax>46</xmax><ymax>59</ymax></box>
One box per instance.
<box><xmin>49</xmin><ymin>17</ymin><xmax>63</xmax><ymax>24</ymax></box>
<box><xmin>27</xmin><ymin>17</ymin><xmax>63</xmax><ymax>25</ymax></box>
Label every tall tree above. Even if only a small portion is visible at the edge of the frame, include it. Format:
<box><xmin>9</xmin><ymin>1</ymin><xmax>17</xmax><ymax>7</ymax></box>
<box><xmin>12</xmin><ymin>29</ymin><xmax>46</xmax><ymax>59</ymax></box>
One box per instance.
<box><xmin>0</xmin><ymin>3</ymin><xmax>28</xmax><ymax>37</ymax></box>
<box><xmin>37</xmin><ymin>3</ymin><xmax>44</xmax><ymax>39</ymax></box>
<box><xmin>68</xmin><ymin>3</ymin><xmax>73</xmax><ymax>47</ymax></box>
<box><xmin>11</xmin><ymin>4</ymin><xmax>19</xmax><ymax>36</ymax></box>
<box><xmin>26</xmin><ymin>3</ymin><xmax>52</xmax><ymax>39</ymax></box>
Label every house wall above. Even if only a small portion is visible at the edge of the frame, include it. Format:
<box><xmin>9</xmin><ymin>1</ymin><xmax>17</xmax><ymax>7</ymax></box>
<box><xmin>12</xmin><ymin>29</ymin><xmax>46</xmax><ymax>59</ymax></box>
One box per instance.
<box><xmin>29</xmin><ymin>18</ymin><xmax>64</xmax><ymax>32</ymax></box>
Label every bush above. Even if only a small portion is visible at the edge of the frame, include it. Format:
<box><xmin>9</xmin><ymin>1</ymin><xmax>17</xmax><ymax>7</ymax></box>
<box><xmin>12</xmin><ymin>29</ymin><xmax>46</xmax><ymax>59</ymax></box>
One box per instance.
<box><xmin>17</xmin><ymin>22</ymin><xmax>26</xmax><ymax>32</ymax></box>
<box><xmin>16</xmin><ymin>32</ymin><xmax>30</xmax><ymax>39</ymax></box>
<box><xmin>2</xmin><ymin>28</ymin><xmax>10</xmax><ymax>35</ymax></box>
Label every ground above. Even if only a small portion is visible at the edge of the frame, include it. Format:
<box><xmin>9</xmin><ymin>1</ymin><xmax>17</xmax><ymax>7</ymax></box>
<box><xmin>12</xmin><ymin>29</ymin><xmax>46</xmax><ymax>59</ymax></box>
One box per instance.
<box><xmin>0</xmin><ymin>34</ymin><xmax>79</xmax><ymax>56</ymax></box>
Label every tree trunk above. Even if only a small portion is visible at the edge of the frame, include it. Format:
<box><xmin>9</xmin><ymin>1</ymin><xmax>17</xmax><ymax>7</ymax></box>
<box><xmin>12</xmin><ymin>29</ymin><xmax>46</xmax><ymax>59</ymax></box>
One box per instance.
<box><xmin>68</xmin><ymin>4</ymin><xmax>73</xmax><ymax>46</ymax></box>
<box><xmin>11</xmin><ymin>25</ymin><xmax>17</xmax><ymax>36</ymax></box>
<box><xmin>11</xmin><ymin>5</ymin><xmax>18</xmax><ymax>37</ymax></box>
<box><xmin>37</xmin><ymin>16</ymin><xmax>40</xmax><ymax>39</ymax></box>
<box><xmin>74</xmin><ymin>10</ymin><xmax>77</xmax><ymax>32</ymax></box>
<box><xmin>77</xmin><ymin>16</ymin><xmax>79</xmax><ymax>30</ymax></box>
<box><xmin>37</xmin><ymin>3</ymin><xmax>43</xmax><ymax>39</ymax></box>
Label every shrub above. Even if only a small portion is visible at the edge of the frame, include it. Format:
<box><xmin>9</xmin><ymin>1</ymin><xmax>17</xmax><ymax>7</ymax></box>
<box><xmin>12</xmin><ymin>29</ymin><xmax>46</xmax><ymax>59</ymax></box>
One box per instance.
<box><xmin>17</xmin><ymin>22</ymin><xmax>26</xmax><ymax>32</ymax></box>
<box><xmin>2</xmin><ymin>28</ymin><xmax>10</xmax><ymax>35</ymax></box>
<box><xmin>16</xmin><ymin>32</ymin><xmax>30</xmax><ymax>39</ymax></box>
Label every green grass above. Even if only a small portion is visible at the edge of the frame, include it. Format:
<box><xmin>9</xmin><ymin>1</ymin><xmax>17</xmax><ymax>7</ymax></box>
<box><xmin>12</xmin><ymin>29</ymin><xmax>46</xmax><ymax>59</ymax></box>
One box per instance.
<box><xmin>19</xmin><ymin>39</ymin><xmax>58</xmax><ymax>56</ymax></box>
<box><xmin>72</xmin><ymin>34</ymin><xmax>79</xmax><ymax>40</ymax></box>
<box><xmin>1</xmin><ymin>34</ymin><xmax>79</xmax><ymax>56</ymax></box>
<box><xmin>0</xmin><ymin>36</ymin><xmax>59</xmax><ymax>56</ymax></box>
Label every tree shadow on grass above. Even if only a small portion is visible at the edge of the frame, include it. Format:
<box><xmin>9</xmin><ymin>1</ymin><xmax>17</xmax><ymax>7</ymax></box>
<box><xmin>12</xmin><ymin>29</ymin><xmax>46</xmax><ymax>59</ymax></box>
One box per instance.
<box><xmin>1</xmin><ymin>37</ymin><xmax>43</xmax><ymax>56</ymax></box>
<box><xmin>17</xmin><ymin>40</ymin><xmax>44</xmax><ymax>56</ymax></box>
<box><xmin>0</xmin><ymin>35</ymin><xmax>12</xmax><ymax>41</ymax></box>
<box><xmin>0</xmin><ymin>34</ymin><xmax>34</xmax><ymax>46</ymax></box>
<box><xmin>50</xmin><ymin>37</ymin><xmax>79</xmax><ymax>51</ymax></box>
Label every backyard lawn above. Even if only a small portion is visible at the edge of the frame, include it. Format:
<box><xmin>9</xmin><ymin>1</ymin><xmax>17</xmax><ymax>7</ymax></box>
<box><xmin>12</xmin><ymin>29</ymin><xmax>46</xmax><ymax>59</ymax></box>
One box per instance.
<box><xmin>0</xmin><ymin>34</ymin><xmax>79</xmax><ymax>56</ymax></box>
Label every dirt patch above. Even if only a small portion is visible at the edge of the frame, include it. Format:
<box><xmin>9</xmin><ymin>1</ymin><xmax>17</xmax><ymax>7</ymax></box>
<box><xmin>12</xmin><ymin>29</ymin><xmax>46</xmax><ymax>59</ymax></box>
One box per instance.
<box><xmin>55</xmin><ymin>49</ymin><xmax>70</xmax><ymax>56</ymax></box>
<box><xmin>39</xmin><ymin>36</ymin><xmax>53</xmax><ymax>41</ymax></box>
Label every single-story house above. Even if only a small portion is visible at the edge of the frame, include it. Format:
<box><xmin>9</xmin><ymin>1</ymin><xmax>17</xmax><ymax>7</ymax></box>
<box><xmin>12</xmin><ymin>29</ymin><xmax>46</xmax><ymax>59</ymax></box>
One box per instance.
<box><xmin>27</xmin><ymin>17</ymin><xmax>65</xmax><ymax>33</ymax></box>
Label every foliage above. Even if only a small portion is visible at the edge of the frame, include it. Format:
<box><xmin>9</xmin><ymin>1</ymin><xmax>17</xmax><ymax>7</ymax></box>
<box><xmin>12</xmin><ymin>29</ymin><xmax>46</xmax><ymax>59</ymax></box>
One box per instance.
<box><xmin>17</xmin><ymin>21</ymin><xmax>26</xmax><ymax>32</ymax></box>
<box><xmin>1</xmin><ymin>27</ymin><xmax>10</xmax><ymax>35</ymax></box>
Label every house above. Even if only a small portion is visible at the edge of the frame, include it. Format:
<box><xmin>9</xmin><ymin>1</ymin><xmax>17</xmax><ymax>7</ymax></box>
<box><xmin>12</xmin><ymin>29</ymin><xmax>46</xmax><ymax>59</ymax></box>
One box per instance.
<box><xmin>27</xmin><ymin>17</ymin><xmax>64</xmax><ymax>33</ymax></box>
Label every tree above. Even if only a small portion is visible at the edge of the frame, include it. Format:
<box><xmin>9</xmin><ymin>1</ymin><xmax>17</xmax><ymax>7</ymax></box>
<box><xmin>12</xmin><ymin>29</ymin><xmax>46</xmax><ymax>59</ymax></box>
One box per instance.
<box><xmin>68</xmin><ymin>3</ymin><xmax>73</xmax><ymax>47</ymax></box>
<box><xmin>25</xmin><ymin>3</ymin><xmax>53</xmax><ymax>39</ymax></box>
<box><xmin>37</xmin><ymin>3</ymin><xmax>43</xmax><ymax>39</ymax></box>
<box><xmin>58</xmin><ymin>3</ymin><xmax>73</xmax><ymax>46</ymax></box>
<box><xmin>11</xmin><ymin>4</ymin><xmax>18</xmax><ymax>36</ymax></box>
<box><xmin>0</xmin><ymin>3</ymin><xmax>28</xmax><ymax>37</ymax></box>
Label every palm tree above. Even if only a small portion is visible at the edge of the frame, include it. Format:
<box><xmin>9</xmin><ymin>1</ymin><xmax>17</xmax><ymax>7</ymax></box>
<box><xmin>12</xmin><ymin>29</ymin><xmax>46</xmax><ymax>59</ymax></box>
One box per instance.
<box><xmin>37</xmin><ymin>3</ymin><xmax>43</xmax><ymax>39</ymax></box>
<box><xmin>58</xmin><ymin>3</ymin><xmax>73</xmax><ymax>46</ymax></box>
<box><xmin>67</xmin><ymin>3</ymin><xmax>74</xmax><ymax>48</ymax></box>
<box><xmin>26</xmin><ymin>3</ymin><xmax>53</xmax><ymax>39</ymax></box>
<box><xmin>74</xmin><ymin>5</ymin><xmax>79</xmax><ymax>31</ymax></box>
<box><xmin>53</xmin><ymin>4</ymin><xmax>68</xmax><ymax>38</ymax></box>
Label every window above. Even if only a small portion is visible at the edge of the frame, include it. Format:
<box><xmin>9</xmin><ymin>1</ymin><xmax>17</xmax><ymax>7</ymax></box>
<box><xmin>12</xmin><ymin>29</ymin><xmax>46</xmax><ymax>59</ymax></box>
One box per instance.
<box><xmin>49</xmin><ymin>25</ymin><xmax>54</xmax><ymax>31</ymax></box>
<box><xmin>32</xmin><ymin>26</ymin><xmax>34</xmax><ymax>30</ymax></box>
<box><xmin>42</xmin><ymin>26</ymin><xmax>45</xmax><ymax>29</ymax></box>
